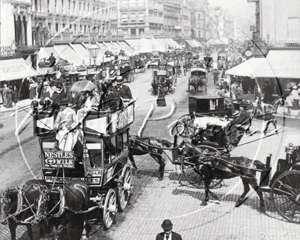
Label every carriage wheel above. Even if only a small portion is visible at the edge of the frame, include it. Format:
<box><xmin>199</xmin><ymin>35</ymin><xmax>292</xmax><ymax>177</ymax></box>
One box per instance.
<box><xmin>171</xmin><ymin>114</ymin><xmax>195</xmax><ymax>138</ymax></box>
<box><xmin>271</xmin><ymin>170</ymin><xmax>300</xmax><ymax>223</ymax></box>
<box><xmin>103</xmin><ymin>188</ymin><xmax>117</xmax><ymax>229</ymax></box>
<box><xmin>181</xmin><ymin>145</ymin><xmax>222</xmax><ymax>188</ymax></box>
<box><xmin>118</xmin><ymin>166</ymin><xmax>132</xmax><ymax>212</ymax></box>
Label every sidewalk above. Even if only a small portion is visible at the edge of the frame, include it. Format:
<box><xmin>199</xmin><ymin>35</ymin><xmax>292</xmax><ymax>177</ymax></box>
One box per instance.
<box><xmin>0</xmin><ymin>99</ymin><xmax>32</xmax><ymax>114</ymax></box>
<box><xmin>205</xmin><ymin>72</ymin><xmax>300</xmax><ymax>119</ymax></box>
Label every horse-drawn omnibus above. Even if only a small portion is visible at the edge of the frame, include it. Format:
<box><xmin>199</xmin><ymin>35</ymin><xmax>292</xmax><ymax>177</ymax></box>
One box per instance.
<box><xmin>32</xmin><ymin>99</ymin><xmax>135</xmax><ymax>230</ymax></box>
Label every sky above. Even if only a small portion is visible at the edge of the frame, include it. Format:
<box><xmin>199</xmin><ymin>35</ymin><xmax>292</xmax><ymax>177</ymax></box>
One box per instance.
<box><xmin>208</xmin><ymin>0</ymin><xmax>255</xmax><ymax>23</ymax></box>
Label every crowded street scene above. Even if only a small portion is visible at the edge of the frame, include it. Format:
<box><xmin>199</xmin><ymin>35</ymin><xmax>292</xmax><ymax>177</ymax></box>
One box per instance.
<box><xmin>0</xmin><ymin>0</ymin><xmax>300</xmax><ymax>239</ymax></box>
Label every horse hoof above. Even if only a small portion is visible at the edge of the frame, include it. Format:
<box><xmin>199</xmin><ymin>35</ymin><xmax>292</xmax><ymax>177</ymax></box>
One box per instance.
<box><xmin>235</xmin><ymin>197</ymin><xmax>249</xmax><ymax>207</ymax></box>
<box><xmin>200</xmin><ymin>201</ymin><xmax>207</xmax><ymax>206</ymax></box>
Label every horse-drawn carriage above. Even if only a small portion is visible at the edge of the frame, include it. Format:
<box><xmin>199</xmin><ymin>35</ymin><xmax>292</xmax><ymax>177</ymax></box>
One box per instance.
<box><xmin>188</xmin><ymin>68</ymin><xmax>207</xmax><ymax>93</ymax></box>
<box><xmin>151</xmin><ymin>68</ymin><xmax>176</xmax><ymax>95</ymax></box>
<box><xmin>133</xmin><ymin>58</ymin><xmax>146</xmax><ymax>73</ymax></box>
<box><xmin>119</xmin><ymin>64</ymin><xmax>134</xmax><ymax>83</ymax></box>
<box><xmin>0</xmin><ymin>99</ymin><xmax>136</xmax><ymax>239</ymax></box>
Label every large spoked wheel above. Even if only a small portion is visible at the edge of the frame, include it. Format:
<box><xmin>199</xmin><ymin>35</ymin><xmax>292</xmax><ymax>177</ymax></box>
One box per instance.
<box><xmin>181</xmin><ymin>145</ymin><xmax>222</xmax><ymax>189</ymax></box>
<box><xmin>271</xmin><ymin>170</ymin><xmax>300</xmax><ymax>223</ymax></box>
<box><xmin>118</xmin><ymin>165</ymin><xmax>132</xmax><ymax>212</ymax></box>
<box><xmin>171</xmin><ymin>114</ymin><xmax>195</xmax><ymax>138</ymax></box>
<box><xmin>103</xmin><ymin>188</ymin><xmax>117</xmax><ymax>230</ymax></box>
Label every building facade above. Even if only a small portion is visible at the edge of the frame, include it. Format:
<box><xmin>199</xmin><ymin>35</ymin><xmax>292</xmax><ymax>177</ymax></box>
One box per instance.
<box><xmin>248</xmin><ymin>0</ymin><xmax>300</xmax><ymax>47</ymax></box>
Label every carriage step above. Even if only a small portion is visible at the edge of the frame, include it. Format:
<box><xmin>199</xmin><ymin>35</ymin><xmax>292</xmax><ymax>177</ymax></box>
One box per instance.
<box><xmin>259</xmin><ymin>186</ymin><xmax>271</xmax><ymax>191</ymax></box>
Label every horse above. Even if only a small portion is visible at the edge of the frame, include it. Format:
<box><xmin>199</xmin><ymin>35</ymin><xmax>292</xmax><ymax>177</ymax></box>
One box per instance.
<box><xmin>35</xmin><ymin>180</ymin><xmax>89</xmax><ymax>240</ymax></box>
<box><xmin>179</xmin><ymin>141</ymin><xmax>267</xmax><ymax>212</ymax></box>
<box><xmin>0</xmin><ymin>179</ymin><xmax>49</xmax><ymax>240</ymax></box>
<box><xmin>128</xmin><ymin>135</ymin><xmax>173</xmax><ymax>181</ymax></box>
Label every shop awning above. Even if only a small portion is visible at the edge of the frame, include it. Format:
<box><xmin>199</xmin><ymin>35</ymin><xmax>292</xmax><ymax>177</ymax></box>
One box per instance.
<box><xmin>252</xmin><ymin>49</ymin><xmax>300</xmax><ymax>79</ymax></box>
<box><xmin>117</xmin><ymin>41</ymin><xmax>138</xmax><ymax>56</ymax></box>
<box><xmin>53</xmin><ymin>44</ymin><xmax>84</xmax><ymax>66</ymax></box>
<box><xmin>148</xmin><ymin>38</ymin><xmax>166</xmax><ymax>52</ymax></box>
<box><xmin>226</xmin><ymin>58</ymin><xmax>266</xmax><ymax>77</ymax></box>
<box><xmin>0</xmin><ymin>58</ymin><xmax>38</xmax><ymax>81</ymax></box>
<box><xmin>38</xmin><ymin>47</ymin><xmax>59</xmax><ymax>60</ymax></box>
<box><xmin>167</xmin><ymin>38</ymin><xmax>182</xmax><ymax>49</ymax></box>
<box><xmin>69</xmin><ymin>43</ymin><xmax>90</xmax><ymax>63</ymax></box>
<box><xmin>157</xmin><ymin>39</ymin><xmax>169</xmax><ymax>49</ymax></box>
<box><xmin>185</xmin><ymin>39</ymin><xmax>197</xmax><ymax>48</ymax></box>
<box><xmin>125</xmin><ymin>39</ymin><xmax>153</xmax><ymax>53</ymax></box>
<box><xmin>192</xmin><ymin>39</ymin><xmax>203</xmax><ymax>48</ymax></box>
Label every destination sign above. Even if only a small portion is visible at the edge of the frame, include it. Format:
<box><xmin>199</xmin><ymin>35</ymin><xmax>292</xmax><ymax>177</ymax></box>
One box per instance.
<box><xmin>44</xmin><ymin>176</ymin><xmax>101</xmax><ymax>184</ymax></box>
<box><xmin>44</xmin><ymin>151</ymin><xmax>75</xmax><ymax>169</ymax></box>
<box><xmin>157</xmin><ymin>70</ymin><xmax>167</xmax><ymax>75</ymax></box>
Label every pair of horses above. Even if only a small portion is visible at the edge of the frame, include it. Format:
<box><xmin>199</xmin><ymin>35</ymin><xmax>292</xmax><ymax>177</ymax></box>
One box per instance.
<box><xmin>128</xmin><ymin>134</ymin><xmax>267</xmax><ymax>211</ymax></box>
<box><xmin>0</xmin><ymin>179</ymin><xmax>89</xmax><ymax>240</ymax></box>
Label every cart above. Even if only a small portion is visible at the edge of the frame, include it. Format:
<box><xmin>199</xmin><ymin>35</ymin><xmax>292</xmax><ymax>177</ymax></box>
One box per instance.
<box><xmin>188</xmin><ymin>68</ymin><xmax>207</xmax><ymax>93</ymax></box>
<box><xmin>31</xmin><ymin>101</ymin><xmax>135</xmax><ymax>229</ymax></box>
<box><xmin>259</xmin><ymin>143</ymin><xmax>300</xmax><ymax>223</ymax></box>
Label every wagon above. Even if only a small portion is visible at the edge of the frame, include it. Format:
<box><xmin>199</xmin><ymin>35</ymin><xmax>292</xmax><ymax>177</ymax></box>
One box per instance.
<box><xmin>31</xmin><ymin>100</ymin><xmax>135</xmax><ymax>229</ymax></box>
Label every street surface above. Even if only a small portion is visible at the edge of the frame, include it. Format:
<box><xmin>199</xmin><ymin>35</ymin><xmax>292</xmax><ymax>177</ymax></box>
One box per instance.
<box><xmin>0</xmin><ymin>65</ymin><xmax>300</xmax><ymax>239</ymax></box>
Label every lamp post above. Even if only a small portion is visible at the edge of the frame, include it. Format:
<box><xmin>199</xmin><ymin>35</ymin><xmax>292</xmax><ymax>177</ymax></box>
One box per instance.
<box><xmin>88</xmin><ymin>47</ymin><xmax>100</xmax><ymax>69</ymax></box>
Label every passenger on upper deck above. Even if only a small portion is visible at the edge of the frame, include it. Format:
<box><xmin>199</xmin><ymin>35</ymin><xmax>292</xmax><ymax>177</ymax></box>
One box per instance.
<box><xmin>113</xmin><ymin>76</ymin><xmax>133</xmax><ymax>101</ymax></box>
<box><xmin>39</xmin><ymin>81</ymin><xmax>65</xmax><ymax>109</ymax></box>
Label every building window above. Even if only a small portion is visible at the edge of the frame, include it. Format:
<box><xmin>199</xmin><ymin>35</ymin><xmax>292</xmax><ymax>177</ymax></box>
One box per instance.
<box><xmin>62</xmin><ymin>0</ymin><xmax>64</xmax><ymax>10</ymax></box>
<box><xmin>121</xmin><ymin>13</ymin><xmax>128</xmax><ymax>23</ymax></box>
<box><xmin>131</xmin><ymin>28</ymin><xmax>136</xmax><ymax>37</ymax></box>
<box><xmin>74</xmin><ymin>24</ymin><xmax>76</xmax><ymax>34</ymax></box>
<box><xmin>87</xmin><ymin>3</ymin><xmax>89</xmax><ymax>11</ymax></box>
<box><xmin>83</xmin><ymin>3</ymin><xmax>85</xmax><ymax>11</ymax></box>
<box><xmin>62</xmin><ymin>23</ymin><xmax>65</xmax><ymax>28</ymax></box>
<box><xmin>47</xmin><ymin>0</ymin><xmax>50</xmax><ymax>12</ymax></box>
<box><xmin>138</xmin><ymin>12</ymin><xmax>144</xmax><ymax>22</ymax></box>
<box><xmin>84</xmin><ymin>25</ymin><xmax>86</xmax><ymax>33</ymax></box>
<box><xmin>48</xmin><ymin>23</ymin><xmax>51</xmax><ymax>31</ymax></box>
<box><xmin>56</xmin><ymin>23</ymin><xmax>59</xmax><ymax>32</ymax></box>
<box><xmin>130</xmin><ymin>13</ymin><xmax>136</xmax><ymax>23</ymax></box>
<box><xmin>80</xmin><ymin>25</ymin><xmax>82</xmax><ymax>32</ymax></box>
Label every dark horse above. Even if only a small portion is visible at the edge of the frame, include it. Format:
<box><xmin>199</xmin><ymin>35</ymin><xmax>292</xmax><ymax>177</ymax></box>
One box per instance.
<box><xmin>129</xmin><ymin>135</ymin><xmax>173</xmax><ymax>180</ymax></box>
<box><xmin>36</xmin><ymin>180</ymin><xmax>90</xmax><ymax>240</ymax></box>
<box><xmin>0</xmin><ymin>179</ymin><xmax>49</xmax><ymax>240</ymax></box>
<box><xmin>179</xmin><ymin>141</ymin><xmax>267</xmax><ymax>211</ymax></box>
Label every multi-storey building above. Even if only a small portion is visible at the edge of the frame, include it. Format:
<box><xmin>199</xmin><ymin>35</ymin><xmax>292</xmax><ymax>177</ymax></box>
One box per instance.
<box><xmin>248</xmin><ymin>0</ymin><xmax>300</xmax><ymax>47</ymax></box>
<box><xmin>190</xmin><ymin>0</ymin><xmax>208</xmax><ymax>41</ymax></box>
<box><xmin>117</xmin><ymin>0</ymin><xmax>164</xmax><ymax>38</ymax></box>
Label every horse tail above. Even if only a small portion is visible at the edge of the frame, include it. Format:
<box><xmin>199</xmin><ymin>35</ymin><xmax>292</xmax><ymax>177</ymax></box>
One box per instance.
<box><xmin>253</xmin><ymin>160</ymin><xmax>266</xmax><ymax>170</ymax></box>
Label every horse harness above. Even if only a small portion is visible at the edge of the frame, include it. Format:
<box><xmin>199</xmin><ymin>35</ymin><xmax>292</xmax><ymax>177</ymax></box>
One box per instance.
<box><xmin>1</xmin><ymin>184</ymin><xmax>48</xmax><ymax>224</ymax></box>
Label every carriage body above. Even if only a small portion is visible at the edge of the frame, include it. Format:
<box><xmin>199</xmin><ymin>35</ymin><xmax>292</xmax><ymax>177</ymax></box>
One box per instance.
<box><xmin>188</xmin><ymin>68</ymin><xmax>207</xmax><ymax>92</ymax></box>
<box><xmin>32</xmin><ymin>101</ymin><xmax>135</xmax><ymax>228</ymax></box>
<box><xmin>258</xmin><ymin>144</ymin><xmax>300</xmax><ymax>223</ymax></box>
<box><xmin>33</xmin><ymin>102</ymin><xmax>135</xmax><ymax>189</ymax></box>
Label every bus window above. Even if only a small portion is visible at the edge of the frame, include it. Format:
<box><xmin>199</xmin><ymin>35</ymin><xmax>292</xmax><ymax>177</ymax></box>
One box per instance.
<box><xmin>123</xmin><ymin>130</ymin><xmax>128</xmax><ymax>148</ymax></box>
<box><xmin>110</xmin><ymin>136</ymin><xmax>116</xmax><ymax>161</ymax></box>
<box><xmin>116</xmin><ymin>134</ymin><xmax>123</xmax><ymax>155</ymax></box>
<box><xmin>103</xmin><ymin>139</ymin><xmax>110</xmax><ymax>165</ymax></box>
<box><xmin>86</xmin><ymin>141</ymin><xmax>102</xmax><ymax>168</ymax></box>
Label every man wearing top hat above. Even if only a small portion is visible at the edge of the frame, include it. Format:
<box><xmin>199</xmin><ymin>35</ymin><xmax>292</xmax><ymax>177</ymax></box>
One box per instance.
<box><xmin>39</xmin><ymin>81</ymin><xmax>65</xmax><ymax>108</ymax></box>
<box><xmin>156</xmin><ymin>219</ymin><xmax>182</xmax><ymax>240</ymax></box>
<box><xmin>113</xmin><ymin>76</ymin><xmax>132</xmax><ymax>100</ymax></box>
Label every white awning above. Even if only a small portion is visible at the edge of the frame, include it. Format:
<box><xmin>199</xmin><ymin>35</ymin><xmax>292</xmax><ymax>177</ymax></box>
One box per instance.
<box><xmin>226</xmin><ymin>58</ymin><xmax>267</xmax><ymax>77</ymax></box>
<box><xmin>185</xmin><ymin>39</ymin><xmax>197</xmax><ymax>48</ymax></box>
<box><xmin>38</xmin><ymin>47</ymin><xmax>59</xmax><ymax>60</ymax></box>
<box><xmin>167</xmin><ymin>38</ymin><xmax>182</xmax><ymax>49</ymax></box>
<box><xmin>148</xmin><ymin>38</ymin><xmax>166</xmax><ymax>52</ymax></box>
<box><xmin>53</xmin><ymin>44</ymin><xmax>84</xmax><ymax>66</ymax></box>
<box><xmin>252</xmin><ymin>49</ymin><xmax>300</xmax><ymax>79</ymax></box>
<box><xmin>0</xmin><ymin>58</ymin><xmax>39</xmax><ymax>81</ymax></box>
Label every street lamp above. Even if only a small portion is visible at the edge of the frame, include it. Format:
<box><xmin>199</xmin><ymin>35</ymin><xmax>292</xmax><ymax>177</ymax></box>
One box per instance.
<box><xmin>88</xmin><ymin>47</ymin><xmax>100</xmax><ymax>68</ymax></box>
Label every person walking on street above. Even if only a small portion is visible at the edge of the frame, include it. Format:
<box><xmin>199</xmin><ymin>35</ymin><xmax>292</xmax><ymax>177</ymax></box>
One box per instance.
<box><xmin>285</xmin><ymin>93</ymin><xmax>293</xmax><ymax>116</ymax></box>
<box><xmin>156</xmin><ymin>219</ymin><xmax>182</xmax><ymax>240</ymax></box>
<box><xmin>29</xmin><ymin>78</ymin><xmax>38</xmax><ymax>99</ymax></box>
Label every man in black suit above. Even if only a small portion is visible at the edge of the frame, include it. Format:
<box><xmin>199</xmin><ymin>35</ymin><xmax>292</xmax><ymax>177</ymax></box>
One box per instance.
<box><xmin>67</xmin><ymin>91</ymin><xmax>80</xmax><ymax>109</ymax></box>
<box><xmin>113</xmin><ymin>76</ymin><xmax>133</xmax><ymax>100</ymax></box>
<box><xmin>156</xmin><ymin>219</ymin><xmax>182</xmax><ymax>240</ymax></box>
<box><xmin>39</xmin><ymin>81</ymin><xmax>65</xmax><ymax>108</ymax></box>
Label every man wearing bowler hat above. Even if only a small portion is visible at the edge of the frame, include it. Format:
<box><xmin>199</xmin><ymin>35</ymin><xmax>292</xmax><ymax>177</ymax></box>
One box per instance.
<box><xmin>156</xmin><ymin>219</ymin><xmax>182</xmax><ymax>240</ymax></box>
<box><xmin>113</xmin><ymin>76</ymin><xmax>133</xmax><ymax>100</ymax></box>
